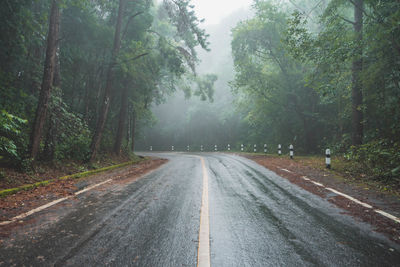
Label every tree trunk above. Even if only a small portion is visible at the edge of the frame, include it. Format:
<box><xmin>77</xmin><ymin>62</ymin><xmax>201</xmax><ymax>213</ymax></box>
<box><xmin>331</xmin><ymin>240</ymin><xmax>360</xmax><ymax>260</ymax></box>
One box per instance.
<box><xmin>351</xmin><ymin>0</ymin><xmax>364</xmax><ymax>146</ymax></box>
<box><xmin>89</xmin><ymin>0</ymin><xmax>125</xmax><ymax>161</ymax></box>
<box><xmin>114</xmin><ymin>86</ymin><xmax>128</xmax><ymax>155</ymax></box>
<box><xmin>29</xmin><ymin>0</ymin><xmax>60</xmax><ymax>160</ymax></box>
<box><xmin>43</xmin><ymin>47</ymin><xmax>61</xmax><ymax>161</ymax></box>
<box><xmin>131</xmin><ymin>111</ymin><xmax>136</xmax><ymax>152</ymax></box>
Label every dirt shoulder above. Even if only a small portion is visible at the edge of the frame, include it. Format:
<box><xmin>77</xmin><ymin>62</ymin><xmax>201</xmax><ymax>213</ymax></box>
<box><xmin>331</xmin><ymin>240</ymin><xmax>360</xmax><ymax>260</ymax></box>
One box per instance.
<box><xmin>0</xmin><ymin>158</ymin><xmax>167</xmax><ymax>222</ymax></box>
<box><xmin>242</xmin><ymin>154</ymin><xmax>400</xmax><ymax>244</ymax></box>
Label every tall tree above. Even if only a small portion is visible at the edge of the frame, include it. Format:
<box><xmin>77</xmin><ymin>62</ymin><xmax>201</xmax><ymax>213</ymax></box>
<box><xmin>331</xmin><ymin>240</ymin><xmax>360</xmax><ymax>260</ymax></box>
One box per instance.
<box><xmin>29</xmin><ymin>0</ymin><xmax>60</xmax><ymax>160</ymax></box>
<box><xmin>351</xmin><ymin>0</ymin><xmax>363</xmax><ymax>146</ymax></box>
<box><xmin>114</xmin><ymin>86</ymin><xmax>129</xmax><ymax>155</ymax></box>
<box><xmin>89</xmin><ymin>0</ymin><xmax>125</xmax><ymax>161</ymax></box>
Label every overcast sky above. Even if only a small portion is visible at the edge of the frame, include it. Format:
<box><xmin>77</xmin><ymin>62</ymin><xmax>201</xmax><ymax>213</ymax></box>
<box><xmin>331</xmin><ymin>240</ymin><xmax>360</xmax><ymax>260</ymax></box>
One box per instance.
<box><xmin>190</xmin><ymin>0</ymin><xmax>253</xmax><ymax>25</ymax></box>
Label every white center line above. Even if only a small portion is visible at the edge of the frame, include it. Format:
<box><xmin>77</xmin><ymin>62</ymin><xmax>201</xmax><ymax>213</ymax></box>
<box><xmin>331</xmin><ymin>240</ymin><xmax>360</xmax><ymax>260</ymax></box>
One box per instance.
<box><xmin>198</xmin><ymin>157</ymin><xmax>211</xmax><ymax>267</ymax></box>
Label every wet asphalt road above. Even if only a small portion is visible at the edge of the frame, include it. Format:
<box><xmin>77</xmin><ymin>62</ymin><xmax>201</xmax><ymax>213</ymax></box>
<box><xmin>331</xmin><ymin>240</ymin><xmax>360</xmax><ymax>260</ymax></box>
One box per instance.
<box><xmin>1</xmin><ymin>152</ymin><xmax>400</xmax><ymax>266</ymax></box>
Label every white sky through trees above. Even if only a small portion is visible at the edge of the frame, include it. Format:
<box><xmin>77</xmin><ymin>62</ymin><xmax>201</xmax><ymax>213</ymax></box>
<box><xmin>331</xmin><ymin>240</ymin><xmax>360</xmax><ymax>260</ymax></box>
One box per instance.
<box><xmin>190</xmin><ymin>0</ymin><xmax>253</xmax><ymax>25</ymax></box>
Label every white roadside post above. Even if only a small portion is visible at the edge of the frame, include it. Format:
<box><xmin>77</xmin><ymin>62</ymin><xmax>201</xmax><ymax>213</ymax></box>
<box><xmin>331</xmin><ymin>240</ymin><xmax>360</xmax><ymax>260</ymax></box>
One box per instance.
<box><xmin>215</xmin><ymin>145</ymin><xmax>217</xmax><ymax>151</ymax></box>
<box><xmin>200</xmin><ymin>145</ymin><xmax>203</xmax><ymax>152</ymax></box>
<box><xmin>241</xmin><ymin>144</ymin><xmax>244</xmax><ymax>152</ymax></box>
<box><xmin>150</xmin><ymin>146</ymin><xmax>152</xmax><ymax>151</ymax></box>
<box><xmin>172</xmin><ymin>145</ymin><xmax>174</xmax><ymax>151</ymax></box>
<box><xmin>264</xmin><ymin>144</ymin><xmax>267</xmax><ymax>153</ymax></box>
<box><xmin>254</xmin><ymin>144</ymin><xmax>257</xmax><ymax>153</ymax></box>
<box><xmin>187</xmin><ymin>145</ymin><xmax>190</xmax><ymax>151</ymax></box>
<box><xmin>326</xmin><ymin>149</ymin><xmax>331</xmax><ymax>169</ymax></box>
<box><xmin>289</xmin><ymin>144</ymin><xmax>294</xmax><ymax>159</ymax></box>
<box><xmin>227</xmin><ymin>144</ymin><xmax>230</xmax><ymax>151</ymax></box>
<box><xmin>278</xmin><ymin>144</ymin><xmax>282</xmax><ymax>156</ymax></box>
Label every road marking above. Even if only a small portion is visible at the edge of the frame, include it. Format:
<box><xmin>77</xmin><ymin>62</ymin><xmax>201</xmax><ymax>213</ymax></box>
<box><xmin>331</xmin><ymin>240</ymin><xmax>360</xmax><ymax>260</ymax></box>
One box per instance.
<box><xmin>281</xmin><ymin>172</ymin><xmax>400</xmax><ymax>224</ymax></box>
<box><xmin>279</xmin><ymin>168</ymin><xmax>293</xmax><ymax>173</ymax></box>
<box><xmin>0</xmin><ymin>179</ymin><xmax>113</xmax><ymax>226</ymax></box>
<box><xmin>375</xmin><ymin>210</ymin><xmax>400</xmax><ymax>224</ymax></box>
<box><xmin>311</xmin><ymin>181</ymin><xmax>324</xmax><ymax>187</ymax></box>
<box><xmin>74</xmin><ymin>179</ymin><xmax>112</xmax><ymax>195</ymax></box>
<box><xmin>198</xmin><ymin>157</ymin><xmax>211</xmax><ymax>267</ymax></box>
<box><xmin>325</xmin><ymin>187</ymin><xmax>373</xmax><ymax>209</ymax></box>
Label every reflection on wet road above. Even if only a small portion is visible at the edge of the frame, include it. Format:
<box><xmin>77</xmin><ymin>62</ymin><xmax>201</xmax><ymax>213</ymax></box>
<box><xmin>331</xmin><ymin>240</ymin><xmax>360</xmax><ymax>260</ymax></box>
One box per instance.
<box><xmin>0</xmin><ymin>153</ymin><xmax>399</xmax><ymax>266</ymax></box>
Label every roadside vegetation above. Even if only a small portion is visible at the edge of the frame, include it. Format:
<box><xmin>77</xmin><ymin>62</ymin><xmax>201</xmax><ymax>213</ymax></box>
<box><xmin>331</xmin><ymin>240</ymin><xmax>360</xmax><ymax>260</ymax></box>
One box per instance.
<box><xmin>0</xmin><ymin>0</ymin><xmax>215</xmax><ymax>188</ymax></box>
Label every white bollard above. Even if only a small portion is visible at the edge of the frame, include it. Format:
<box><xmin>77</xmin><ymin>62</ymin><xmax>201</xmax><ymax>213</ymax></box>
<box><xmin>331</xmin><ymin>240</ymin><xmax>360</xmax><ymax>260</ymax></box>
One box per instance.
<box><xmin>172</xmin><ymin>145</ymin><xmax>174</xmax><ymax>151</ymax></box>
<box><xmin>325</xmin><ymin>149</ymin><xmax>331</xmax><ymax>169</ymax></box>
<box><xmin>187</xmin><ymin>145</ymin><xmax>190</xmax><ymax>151</ymax></box>
<box><xmin>227</xmin><ymin>144</ymin><xmax>230</xmax><ymax>151</ymax></box>
<box><xmin>254</xmin><ymin>144</ymin><xmax>257</xmax><ymax>153</ymax></box>
<box><xmin>150</xmin><ymin>146</ymin><xmax>152</xmax><ymax>151</ymax></box>
<box><xmin>200</xmin><ymin>145</ymin><xmax>203</xmax><ymax>151</ymax></box>
<box><xmin>241</xmin><ymin>144</ymin><xmax>244</xmax><ymax>152</ymax></box>
<box><xmin>289</xmin><ymin>144</ymin><xmax>294</xmax><ymax>159</ymax></box>
<box><xmin>278</xmin><ymin>144</ymin><xmax>281</xmax><ymax>156</ymax></box>
<box><xmin>215</xmin><ymin>145</ymin><xmax>217</xmax><ymax>151</ymax></box>
<box><xmin>264</xmin><ymin>144</ymin><xmax>267</xmax><ymax>153</ymax></box>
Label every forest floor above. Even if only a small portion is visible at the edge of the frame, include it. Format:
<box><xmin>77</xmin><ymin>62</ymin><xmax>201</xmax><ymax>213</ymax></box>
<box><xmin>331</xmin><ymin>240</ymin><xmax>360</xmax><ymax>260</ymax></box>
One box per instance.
<box><xmin>0</xmin><ymin>154</ymin><xmax>140</xmax><ymax>190</ymax></box>
<box><xmin>0</xmin><ymin>157</ymin><xmax>167</xmax><ymax>222</ymax></box>
<box><xmin>242</xmin><ymin>153</ymin><xmax>400</xmax><ymax>244</ymax></box>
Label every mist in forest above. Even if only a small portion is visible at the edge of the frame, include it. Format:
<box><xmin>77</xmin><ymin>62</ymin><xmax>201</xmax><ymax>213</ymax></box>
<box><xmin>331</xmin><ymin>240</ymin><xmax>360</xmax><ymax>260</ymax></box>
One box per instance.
<box><xmin>136</xmin><ymin>8</ymin><xmax>252</xmax><ymax>151</ymax></box>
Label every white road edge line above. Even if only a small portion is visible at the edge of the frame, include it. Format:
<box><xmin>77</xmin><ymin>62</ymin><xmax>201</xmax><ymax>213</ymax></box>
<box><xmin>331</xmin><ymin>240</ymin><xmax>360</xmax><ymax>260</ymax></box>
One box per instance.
<box><xmin>279</xmin><ymin>168</ymin><xmax>293</xmax><ymax>173</ymax></box>
<box><xmin>0</xmin><ymin>179</ymin><xmax>113</xmax><ymax>226</ymax></box>
<box><xmin>325</xmin><ymin>187</ymin><xmax>373</xmax><ymax>209</ymax></box>
<box><xmin>285</xmin><ymin>174</ymin><xmax>400</xmax><ymax>224</ymax></box>
<box><xmin>198</xmin><ymin>157</ymin><xmax>211</xmax><ymax>267</ymax></box>
<box><xmin>375</xmin><ymin>210</ymin><xmax>400</xmax><ymax>224</ymax></box>
<box><xmin>311</xmin><ymin>181</ymin><xmax>324</xmax><ymax>187</ymax></box>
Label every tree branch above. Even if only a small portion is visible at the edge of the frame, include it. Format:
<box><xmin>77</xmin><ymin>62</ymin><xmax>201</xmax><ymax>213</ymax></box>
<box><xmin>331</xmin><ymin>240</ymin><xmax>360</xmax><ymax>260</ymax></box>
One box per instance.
<box><xmin>121</xmin><ymin>11</ymin><xmax>144</xmax><ymax>42</ymax></box>
<box><xmin>338</xmin><ymin>15</ymin><xmax>355</xmax><ymax>25</ymax></box>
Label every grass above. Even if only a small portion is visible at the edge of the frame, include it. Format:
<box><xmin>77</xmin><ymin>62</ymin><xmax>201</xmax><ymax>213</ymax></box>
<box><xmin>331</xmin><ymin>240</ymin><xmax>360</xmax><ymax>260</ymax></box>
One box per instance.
<box><xmin>293</xmin><ymin>155</ymin><xmax>400</xmax><ymax>197</ymax></box>
<box><xmin>232</xmin><ymin>151</ymin><xmax>400</xmax><ymax>197</ymax></box>
<box><xmin>0</xmin><ymin>157</ymin><xmax>146</xmax><ymax>198</ymax></box>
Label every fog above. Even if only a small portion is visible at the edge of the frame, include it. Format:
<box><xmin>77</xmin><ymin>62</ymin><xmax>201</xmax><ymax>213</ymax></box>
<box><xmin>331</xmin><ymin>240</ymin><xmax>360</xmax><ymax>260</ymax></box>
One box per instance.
<box><xmin>136</xmin><ymin>8</ymin><xmax>252</xmax><ymax>151</ymax></box>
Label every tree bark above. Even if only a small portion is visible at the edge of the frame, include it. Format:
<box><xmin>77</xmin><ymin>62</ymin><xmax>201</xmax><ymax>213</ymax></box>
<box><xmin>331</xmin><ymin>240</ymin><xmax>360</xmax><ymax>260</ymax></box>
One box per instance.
<box><xmin>29</xmin><ymin>0</ymin><xmax>60</xmax><ymax>160</ymax></box>
<box><xmin>43</xmin><ymin>45</ymin><xmax>61</xmax><ymax>161</ymax></box>
<box><xmin>131</xmin><ymin>111</ymin><xmax>136</xmax><ymax>152</ymax></box>
<box><xmin>114</xmin><ymin>86</ymin><xmax>128</xmax><ymax>155</ymax></box>
<box><xmin>351</xmin><ymin>0</ymin><xmax>364</xmax><ymax>146</ymax></box>
<box><xmin>89</xmin><ymin>0</ymin><xmax>125</xmax><ymax>161</ymax></box>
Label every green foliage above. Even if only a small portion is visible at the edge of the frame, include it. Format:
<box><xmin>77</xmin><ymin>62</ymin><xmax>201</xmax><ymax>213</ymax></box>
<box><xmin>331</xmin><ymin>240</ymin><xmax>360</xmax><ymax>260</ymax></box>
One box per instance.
<box><xmin>345</xmin><ymin>140</ymin><xmax>400</xmax><ymax>183</ymax></box>
<box><xmin>48</xmin><ymin>89</ymin><xmax>91</xmax><ymax>161</ymax></box>
<box><xmin>0</xmin><ymin>110</ymin><xmax>27</xmax><ymax>164</ymax></box>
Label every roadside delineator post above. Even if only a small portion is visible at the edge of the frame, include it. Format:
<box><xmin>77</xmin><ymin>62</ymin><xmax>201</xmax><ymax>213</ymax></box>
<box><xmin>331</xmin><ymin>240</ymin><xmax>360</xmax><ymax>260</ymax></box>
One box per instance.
<box><xmin>264</xmin><ymin>144</ymin><xmax>267</xmax><ymax>153</ymax></box>
<box><xmin>172</xmin><ymin>145</ymin><xmax>174</xmax><ymax>151</ymax></box>
<box><xmin>278</xmin><ymin>144</ymin><xmax>281</xmax><ymax>156</ymax></box>
<box><xmin>241</xmin><ymin>144</ymin><xmax>244</xmax><ymax>151</ymax></box>
<box><xmin>150</xmin><ymin>146</ymin><xmax>152</xmax><ymax>151</ymax></box>
<box><xmin>214</xmin><ymin>145</ymin><xmax>217</xmax><ymax>151</ymax></box>
<box><xmin>200</xmin><ymin>145</ymin><xmax>203</xmax><ymax>151</ymax></box>
<box><xmin>254</xmin><ymin>144</ymin><xmax>257</xmax><ymax>153</ymax></box>
<box><xmin>325</xmin><ymin>149</ymin><xmax>331</xmax><ymax>169</ymax></box>
<box><xmin>227</xmin><ymin>144</ymin><xmax>230</xmax><ymax>151</ymax></box>
<box><xmin>289</xmin><ymin>144</ymin><xmax>294</xmax><ymax>159</ymax></box>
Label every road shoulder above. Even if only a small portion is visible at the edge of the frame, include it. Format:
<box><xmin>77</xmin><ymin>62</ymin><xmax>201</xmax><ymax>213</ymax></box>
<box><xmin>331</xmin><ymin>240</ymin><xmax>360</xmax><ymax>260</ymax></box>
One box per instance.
<box><xmin>0</xmin><ymin>158</ymin><xmax>167</xmax><ymax>224</ymax></box>
<box><xmin>243</xmin><ymin>154</ymin><xmax>400</xmax><ymax>244</ymax></box>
